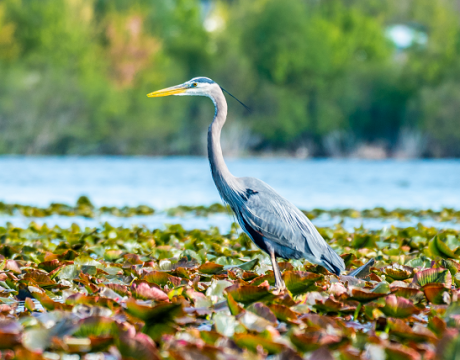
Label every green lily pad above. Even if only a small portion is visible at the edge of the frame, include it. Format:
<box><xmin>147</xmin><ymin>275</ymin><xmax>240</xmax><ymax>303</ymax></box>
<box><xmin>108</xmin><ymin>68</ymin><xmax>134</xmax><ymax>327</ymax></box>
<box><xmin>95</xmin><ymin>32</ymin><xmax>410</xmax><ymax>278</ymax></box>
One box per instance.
<box><xmin>429</xmin><ymin>236</ymin><xmax>459</xmax><ymax>259</ymax></box>
<box><xmin>224</xmin><ymin>282</ymin><xmax>275</xmax><ymax>304</ymax></box>
<box><xmin>413</xmin><ymin>268</ymin><xmax>452</xmax><ymax>288</ymax></box>
<box><xmin>233</xmin><ymin>333</ymin><xmax>285</xmax><ymax>354</ymax></box>
<box><xmin>283</xmin><ymin>271</ymin><xmax>323</xmax><ymax>296</ymax></box>
<box><xmin>142</xmin><ymin>270</ymin><xmax>182</xmax><ymax>287</ymax></box>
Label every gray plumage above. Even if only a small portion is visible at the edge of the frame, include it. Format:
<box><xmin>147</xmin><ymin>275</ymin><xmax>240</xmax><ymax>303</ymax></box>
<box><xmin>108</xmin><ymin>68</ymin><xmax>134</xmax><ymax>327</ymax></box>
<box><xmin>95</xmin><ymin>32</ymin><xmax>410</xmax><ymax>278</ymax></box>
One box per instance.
<box><xmin>148</xmin><ymin>76</ymin><xmax>346</xmax><ymax>291</ymax></box>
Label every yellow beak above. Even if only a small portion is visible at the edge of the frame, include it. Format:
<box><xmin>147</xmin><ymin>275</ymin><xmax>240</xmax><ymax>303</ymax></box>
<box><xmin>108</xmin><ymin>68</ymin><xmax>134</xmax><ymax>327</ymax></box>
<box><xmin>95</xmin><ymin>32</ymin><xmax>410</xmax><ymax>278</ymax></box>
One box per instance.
<box><xmin>147</xmin><ymin>84</ymin><xmax>188</xmax><ymax>97</ymax></box>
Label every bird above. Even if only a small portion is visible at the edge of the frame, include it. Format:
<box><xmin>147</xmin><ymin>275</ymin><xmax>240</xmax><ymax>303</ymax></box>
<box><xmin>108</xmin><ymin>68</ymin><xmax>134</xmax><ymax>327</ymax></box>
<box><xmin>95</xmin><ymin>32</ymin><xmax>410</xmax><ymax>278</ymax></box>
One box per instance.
<box><xmin>147</xmin><ymin>77</ymin><xmax>345</xmax><ymax>292</ymax></box>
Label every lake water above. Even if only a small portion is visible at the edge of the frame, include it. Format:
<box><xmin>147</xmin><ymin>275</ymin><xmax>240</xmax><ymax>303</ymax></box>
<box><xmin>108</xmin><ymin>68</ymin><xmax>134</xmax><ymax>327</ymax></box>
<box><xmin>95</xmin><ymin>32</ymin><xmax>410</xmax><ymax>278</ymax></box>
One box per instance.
<box><xmin>0</xmin><ymin>156</ymin><xmax>458</xmax><ymax>209</ymax></box>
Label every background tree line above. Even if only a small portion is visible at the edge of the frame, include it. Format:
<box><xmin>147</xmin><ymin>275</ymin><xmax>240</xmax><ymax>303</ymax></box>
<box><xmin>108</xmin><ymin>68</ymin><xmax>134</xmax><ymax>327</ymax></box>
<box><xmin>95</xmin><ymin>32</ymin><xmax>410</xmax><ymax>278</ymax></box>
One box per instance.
<box><xmin>0</xmin><ymin>0</ymin><xmax>459</xmax><ymax>157</ymax></box>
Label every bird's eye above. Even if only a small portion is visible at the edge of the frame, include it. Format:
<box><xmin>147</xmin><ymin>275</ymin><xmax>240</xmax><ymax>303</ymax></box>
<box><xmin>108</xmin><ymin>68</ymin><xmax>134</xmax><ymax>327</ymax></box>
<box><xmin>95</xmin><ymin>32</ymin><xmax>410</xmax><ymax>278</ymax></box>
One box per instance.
<box><xmin>192</xmin><ymin>83</ymin><xmax>197</xmax><ymax>87</ymax></box>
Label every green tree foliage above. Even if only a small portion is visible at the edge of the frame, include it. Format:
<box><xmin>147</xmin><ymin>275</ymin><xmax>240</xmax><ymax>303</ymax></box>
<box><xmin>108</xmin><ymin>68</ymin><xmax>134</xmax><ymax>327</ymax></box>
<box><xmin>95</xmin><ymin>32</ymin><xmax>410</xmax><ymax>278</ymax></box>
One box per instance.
<box><xmin>0</xmin><ymin>0</ymin><xmax>459</xmax><ymax>156</ymax></box>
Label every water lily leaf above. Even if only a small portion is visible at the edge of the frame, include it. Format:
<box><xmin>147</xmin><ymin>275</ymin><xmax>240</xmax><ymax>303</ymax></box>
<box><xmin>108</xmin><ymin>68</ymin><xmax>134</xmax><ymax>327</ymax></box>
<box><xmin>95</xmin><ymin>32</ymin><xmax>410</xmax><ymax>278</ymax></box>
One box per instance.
<box><xmin>104</xmin><ymin>249</ymin><xmax>123</xmax><ymax>262</ymax></box>
<box><xmin>0</xmin><ymin>320</ymin><xmax>21</xmax><ymax>349</ymax></box>
<box><xmin>429</xmin><ymin>236</ymin><xmax>459</xmax><ymax>259</ymax></box>
<box><xmin>125</xmin><ymin>299</ymin><xmax>185</xmax><ymax>341</ymax></box>
<box><xmin>233</xmin><ymin>333</ymin><xmax>285</xmax><ymax>354</ymax></box>
<box><xmin>381</xmin><ymin>295</ymin><xmax>420</xmax><ymax>318</ymax></box>
<box><xmin>213</xmin><ymin>312</ymin><xmax>241</xmax><ymax>337</ymax></box>
<box><xmin>385</xmin><ymin>344</ymin><xmax>422</xmax><ymax>360</ymax></box>
<box><xmin>413</xmin><ymin>268</ymin><xmax>452</xmax><ymax>288</ymax></box>
<box><xmin>348</xmin><ymin>287</ymin><xmax>388</xmax><ymax>303</ymax></box>
<box><xmin>104</xmin><ymin>283</ymin><xmax>130</xmax><ymax>297</ymax></box>
<box><xmin>224</xmin><ymin>282</ymin><xmax>275</xmax><ymax>304</ymax></box>
<box><xmin>227</xmin><ymin>293</ymin><xmax>244</xmax><ymax>316</ymax></box>
<box><xmin>142</xmin><ymin>271</ymin><xmax>182</xmax><ymax>287</ymax></box>
<box><xmin>32</xmin><ymin>290</ymin><xmax>70</xmax><ymax>311</ymax></box>
<box><xmin>38</xmin><ymin>259</ymin><xmax>61</xmax><ymax>273</ymax></box>
<box><xmin>314</xmin><ymin>297</ymin><xmax>355</xmax><ymax>313</ymax></box>
<box><xmin>247</xmin><ymin>302</ymin><xmax>277</xmax><ymax>324</ymax></box>
<box><xmin>406</xmin><ymin>257</ymin><xmax>431</xmax><ymax>269</ymax></box>
<box><xmin>73</xmin><ymin>316</ymin><xmax>117</xmax><ymax>338</ymax></box>
<box><xmin>289</xmin><ymin>331</ymin><xmax>322</xmax><ymax>353</ymax></box>
<box><xmin>131</xmin><ymin>281</ymin><xmax>169</xmax><ymax>301</ymax></box>
<box><xmin>372</xmin><ymin>281</ymin><xmax>391</xmax><ymax>294</ymax></box>
<box><xmin>283</xmin><ymin>271</ymin><xmax>322</xmax><ymax>295</ymax></box>
<box><xmin>250</xmin><ymin>273</ymin><xmax>275</xmax><ymax>286</ymax></box>
<box><xmin>388</xmin><ymin>318</ymin><xmax>437</xmax><ymax>343</ymax></box>
<box><xmin>125</xmin><ymin>298</ymin><xmax>184</xmax><ymax>323</ymax></box>
<box><xmin>224</xmin><ymin>258</ymin><xmax>259</xmax><ymax>271</ymax></box>
<box><xmin>200</xmin><ymin>330</ymin><xmax>223</xmax><ymax>345</ymax></box>
<box><xmin>198</xmin><ymin>262</ymin><xmax>224</xmax><ymax>275</ymax></box>
<box><xmin>383</xmin><ymin>264</ymin><xmax>414</xmax><ymax>281</ymax></box>
<box><xmin>206</xmin><ymin>279</ymin><xmax>233</xmax><ymax>299</ymax></box>
<box><xmin>5</xmin><ymin>260</ymin><xmax>21</xmax><ymax>274</ymax></box>
<box><xmin>435</xmin><ymin>329</ymin><xmax>460</xmax><ymax>360</ymax></box>
<box><xmin>423</xmin><ymin>283</ymin><xmax>450</xmax><ymax>304</ymax></box>
<box><xmin>391</xmin><ymin>287</ymin><xmax>424</xmax><ymax>301</ymax></box>
<box><xmin>116</xmin><ymin>332</ymin><xmax>161</xmax><ymax>360</ymax></box>
<box><xmin>23</xmin><ymin>270</ymin><xmax>56</xmax><ymax>288</ymax></box>
<box><xmin>428</xmin><ymin>316</ymin><xmax>447</xmax><ymax>337</ymax></box>
<box><xmin>268</xmin><ymin>304</ymin><xmax>298</xmax><ymax>323</ymax></box>
<box><xmin>237</xmin><ymin>310</ymin><xmax>273</xmax><ymax>332</ymax></box>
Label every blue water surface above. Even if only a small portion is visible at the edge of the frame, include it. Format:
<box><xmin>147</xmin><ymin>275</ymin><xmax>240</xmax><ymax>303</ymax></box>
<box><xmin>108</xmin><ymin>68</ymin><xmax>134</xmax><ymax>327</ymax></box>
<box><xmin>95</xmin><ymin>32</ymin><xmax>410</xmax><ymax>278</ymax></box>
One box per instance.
<box><xmin>0</xmin><ymin>156</ymin><xmax>458</xmax><ymax>210</ymax></box>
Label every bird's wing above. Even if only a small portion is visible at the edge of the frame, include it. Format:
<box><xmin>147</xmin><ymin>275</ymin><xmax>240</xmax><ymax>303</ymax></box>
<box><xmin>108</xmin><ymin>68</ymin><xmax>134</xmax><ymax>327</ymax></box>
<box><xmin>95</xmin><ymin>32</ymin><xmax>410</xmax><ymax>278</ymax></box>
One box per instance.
<box><xmin>235</xmin><ymin>177</ymin><xmax>330</xmax><ymax>259</ymax></box>
<box><xmin>234</xmin><ymin>177</ymin><xmax>345</xmax><ymax>273</ymax></box>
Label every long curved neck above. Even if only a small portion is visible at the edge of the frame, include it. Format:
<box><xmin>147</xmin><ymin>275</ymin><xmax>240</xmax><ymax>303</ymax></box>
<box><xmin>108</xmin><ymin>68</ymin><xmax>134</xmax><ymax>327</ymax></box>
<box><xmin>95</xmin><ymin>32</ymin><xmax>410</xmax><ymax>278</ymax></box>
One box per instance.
<box><xmin>207</xmin><ymin>88</ymin><xmax>237</xmax><ymax>198</ymax></box>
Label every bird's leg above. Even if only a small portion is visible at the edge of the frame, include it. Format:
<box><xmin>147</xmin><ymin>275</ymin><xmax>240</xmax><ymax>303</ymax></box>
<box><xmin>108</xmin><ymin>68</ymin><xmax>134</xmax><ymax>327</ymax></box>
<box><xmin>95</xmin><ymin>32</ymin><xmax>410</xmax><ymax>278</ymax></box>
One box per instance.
<box><xmin>268</xmin><ymin>247</ymin><xmax>286</xmax><ymax>294</ymax></box>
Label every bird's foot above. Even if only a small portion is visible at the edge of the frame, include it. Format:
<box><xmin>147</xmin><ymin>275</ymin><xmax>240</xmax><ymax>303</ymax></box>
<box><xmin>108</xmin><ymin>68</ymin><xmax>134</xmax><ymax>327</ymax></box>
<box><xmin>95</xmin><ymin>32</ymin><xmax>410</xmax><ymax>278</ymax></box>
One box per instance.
<box><xmin>270</xmin><ymin>285</ymin><xmax>287</xmax><ymax>295</ymax></box>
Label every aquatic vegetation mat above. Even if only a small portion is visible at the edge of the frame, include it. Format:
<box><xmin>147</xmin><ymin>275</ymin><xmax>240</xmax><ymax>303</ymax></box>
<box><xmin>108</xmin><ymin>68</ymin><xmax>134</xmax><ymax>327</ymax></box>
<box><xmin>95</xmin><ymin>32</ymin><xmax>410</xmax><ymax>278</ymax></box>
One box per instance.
<box><xmin>1</xmin><ymin>197</ymin><xmax>460</xmax><ymax>223</ymax></box>
<box><xmin>0</xmin><ymin>219</ymin><xmax>460</xmax><ymax>358</ymax></box>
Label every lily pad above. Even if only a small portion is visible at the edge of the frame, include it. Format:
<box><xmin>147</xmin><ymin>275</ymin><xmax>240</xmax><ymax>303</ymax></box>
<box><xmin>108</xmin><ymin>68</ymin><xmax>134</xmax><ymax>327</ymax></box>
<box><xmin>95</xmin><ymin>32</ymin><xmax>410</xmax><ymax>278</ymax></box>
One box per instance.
<box><xmin>283</xmin><ymin>271</ymin><xmax>323</xmax><ymax>295</ymax></box>
<box><xmin>224</xmin><ymin>282</ymin><xmax>275</xmax><ymax>304</ymax></box>
<box><xmin>233</xmin><ymin>333</ymin><xmax>285</xmax><ymax>354</ymax></box>
<box><xmin>413</xmin><ymin>268</ymin><xmax>452</xmax><ymax>288</ymax></box>
<box><xmin>381</xmin><ymin>295</ymin><xmax>420</xmax><ymax>318</ymax></box>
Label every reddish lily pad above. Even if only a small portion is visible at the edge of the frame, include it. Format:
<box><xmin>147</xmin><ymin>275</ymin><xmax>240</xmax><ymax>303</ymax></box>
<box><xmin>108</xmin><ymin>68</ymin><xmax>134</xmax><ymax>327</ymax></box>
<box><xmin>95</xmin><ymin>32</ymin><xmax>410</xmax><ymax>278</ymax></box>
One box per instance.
<box><xmin>23</xmin><ymin>270</ymin><xmax>56</xmax><ymax>288</ymax></box>
<box><xmin>0</xmin><ymin>320</ymin><xmax>21</xmax><ymax>349</ymax></box>
<box><xmin>348</xmin><ymin>287</ymin><xmax>389</xmax><ymax>303</ymax></box>
<box><xmin>131</xmin><ymin>281</ymin><xmax>169</xmax><ymax>301</ymax></box>
<box><xmin>381</xmin><ymin>295</ymin><xmax>420</xmax><ymax>318</ymax></box>
<box><xmin>247</xmin><ymin>302</ymin><xmax>277</xmax><ymax>324</ymax></box>
<box><xmin>423</xmin><ymin>283</ymin><xmax>450</xmax><ymax>304</ymax></box>
<box><xmin>314</xmin><ymin>297</ymin><xmax>355</xmax><ymax>313</ymax></box>
<box><xmin>116</xmin><ymin>332</ymin><xmax>161</xmax><ymax>360</ymax></box>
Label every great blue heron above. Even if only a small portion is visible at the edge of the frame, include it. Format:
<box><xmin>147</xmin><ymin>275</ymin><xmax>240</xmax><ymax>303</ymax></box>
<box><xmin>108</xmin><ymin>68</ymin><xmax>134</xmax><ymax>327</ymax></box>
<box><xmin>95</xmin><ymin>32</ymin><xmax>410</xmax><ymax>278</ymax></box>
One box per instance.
<box><xmin>147</xmin><ymin>77</ymin><xmax>345</xmax><ymax>292</ymax></box>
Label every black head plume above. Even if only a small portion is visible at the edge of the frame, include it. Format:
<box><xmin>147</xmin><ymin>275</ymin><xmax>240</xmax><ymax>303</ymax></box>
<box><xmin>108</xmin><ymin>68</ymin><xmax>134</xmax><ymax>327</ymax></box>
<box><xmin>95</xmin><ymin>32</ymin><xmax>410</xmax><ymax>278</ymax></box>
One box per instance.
<box><xmin>220</xmin><ymin>86</ymin><xmax>251</xmax><ymax>112</ymax></box>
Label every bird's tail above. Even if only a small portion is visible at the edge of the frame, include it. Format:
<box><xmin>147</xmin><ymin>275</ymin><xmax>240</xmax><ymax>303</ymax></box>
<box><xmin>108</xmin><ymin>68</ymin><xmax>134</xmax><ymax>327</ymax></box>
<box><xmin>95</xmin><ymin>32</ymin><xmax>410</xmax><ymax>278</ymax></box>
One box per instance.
<box><xmin>321</xmin><ymin>246</ymin><xmax>346</xmax><ymax>275</ymax></box>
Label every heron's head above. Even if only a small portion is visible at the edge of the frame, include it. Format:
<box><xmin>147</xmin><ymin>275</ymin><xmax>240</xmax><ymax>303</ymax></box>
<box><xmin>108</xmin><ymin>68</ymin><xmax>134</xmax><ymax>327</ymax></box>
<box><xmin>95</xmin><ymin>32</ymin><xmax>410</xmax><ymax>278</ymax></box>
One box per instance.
<box><xmin>147</xmin><ymin>77</ymin><xmax>218</xmax><ymax>98</ymax></box>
